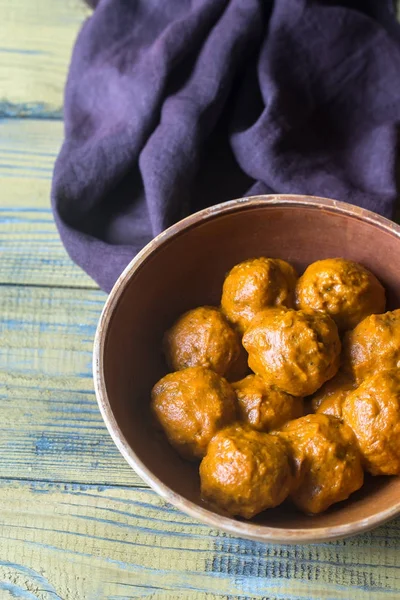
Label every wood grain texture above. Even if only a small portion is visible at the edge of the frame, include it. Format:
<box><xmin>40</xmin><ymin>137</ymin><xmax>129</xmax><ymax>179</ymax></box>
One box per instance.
<box><xmin>0</xmin><ymin>118</ymin><xmax>98</xmax><ymax>288</ymax></box>
<box><xmin>0</xmin><ymin>284</ymin><xmax>141</xmax><ymax>486</ymax></box>
<box><xmin>1</xmin><ymin>0</ymin><xmax>400</xmax><ymax>598</ymax></box>
<box><xmin>0</xmin><ymin>479</ymin><xmax>400</xmax><ymax>600</ymax></box>
<box><xmin>1</xmin><ymin>286</ymin><xmax>400</xmax><ymax>599</ymax></box>
<box><xmin>0</xmin><ymin>0</ymin><xmax>89</xmax><ymax>117</ymax></box>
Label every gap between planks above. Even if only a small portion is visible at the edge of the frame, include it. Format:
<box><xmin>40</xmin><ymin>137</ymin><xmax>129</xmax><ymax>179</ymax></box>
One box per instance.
<box><xmin>0</xmin><ymin>475</ymin><xmax>149</xmax><ymax>490</ymax></box>
<box><xmin>0</xmin><ymin>281</ymin><xmax>99</xmax><ymax>291</ymax></box>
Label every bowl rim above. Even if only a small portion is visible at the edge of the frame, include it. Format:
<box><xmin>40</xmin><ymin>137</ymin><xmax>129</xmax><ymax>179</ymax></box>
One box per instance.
<box><xmin>93</xmin><ymin>193</ymin><xmax>400</xmax><ymax>544</ymax></box>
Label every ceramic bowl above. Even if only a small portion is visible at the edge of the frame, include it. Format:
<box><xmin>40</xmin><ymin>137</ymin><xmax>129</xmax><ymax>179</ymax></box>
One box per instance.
<box><xmin>93</xmin><ymin>194</ymin><xmax>400</xmax><ymax>544</ymax></box>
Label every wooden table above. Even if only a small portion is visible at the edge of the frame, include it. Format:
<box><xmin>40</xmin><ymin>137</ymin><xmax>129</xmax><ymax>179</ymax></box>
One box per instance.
<box><xmin>1</xmin><ymin>1</ymin><xmax>400</xmax><ymax>598</ymax></box>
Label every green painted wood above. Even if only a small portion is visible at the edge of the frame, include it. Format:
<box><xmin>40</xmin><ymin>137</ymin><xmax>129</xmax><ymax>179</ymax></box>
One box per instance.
<box><xmin>0</xmin><ymin>0</ymin><xmax>89</xmax><ymax>118</ymax></box>
<box><xmin>0</xmin><ymin>479</ymin><xmax>400</xmax><ymax>600</ymax></box>
<box><xmin>1</xmin><ymin>0</ymin><xmax>400</xmax><ymax>598</ymax></box>
<box><xmin>0</xmin><ymin>118</ymin><xmax>98</xmax><ymax>288</ymax></box>
<box><xmin>0</xmin><ymin>284</ymin><xmax>141</xmax><ymax>486</ymax></box>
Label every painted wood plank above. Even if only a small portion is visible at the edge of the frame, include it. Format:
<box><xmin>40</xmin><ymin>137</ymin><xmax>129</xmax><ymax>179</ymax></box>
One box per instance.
<box><xmin>1</xmin><ymin>0</ymin><xmax>400</xmax><ymax>120</ymax></box>
<box><xmin>0</xmin><ymin>0</ymin><xmax>89</xmax><ymax>117</ymax></box>
<box><xmin>0</xmin><ymin>479</ymin><xmax>400</xmax><ymax>600</ymax></box>
<box><xmin>0</xmin><ymin>284</ymin><xmax>144</xmax><ymax>486</ymax></box>
<box><xmin>0</xmin><ymin>118</ymin><xmax>98</xmax><ymax>288</ymax></box>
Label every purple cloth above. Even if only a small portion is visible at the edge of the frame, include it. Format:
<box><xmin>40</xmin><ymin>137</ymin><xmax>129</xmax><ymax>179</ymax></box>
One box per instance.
<box><xmin>52</xmin><ymin>0</ymin><xmax>400</xmax><ymax>293</ymax></box>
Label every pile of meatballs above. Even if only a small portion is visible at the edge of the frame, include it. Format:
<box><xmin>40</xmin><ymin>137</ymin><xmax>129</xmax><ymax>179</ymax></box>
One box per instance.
<box><xmin>151</xmin><ymin>256</ymin><xmax>400</xmax><ymax>519</ymax></box>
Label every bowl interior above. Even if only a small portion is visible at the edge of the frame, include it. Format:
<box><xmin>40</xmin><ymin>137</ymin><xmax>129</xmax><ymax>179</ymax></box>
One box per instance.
<box><xmin>100</xmin><ymin>199</ymin><xmax>400</xmax><ymax>534</ymax></box>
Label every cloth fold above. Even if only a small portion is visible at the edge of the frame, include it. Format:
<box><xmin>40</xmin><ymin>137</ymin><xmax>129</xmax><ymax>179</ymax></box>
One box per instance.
<box><xmin>52</xmin><ymin>0</ymin><xmax>400</xmax><ymax>292</ymax></box>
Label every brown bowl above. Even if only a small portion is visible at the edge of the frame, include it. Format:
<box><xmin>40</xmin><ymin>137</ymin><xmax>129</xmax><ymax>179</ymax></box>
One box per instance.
<box><xmin>93</xmin><ymin>194</ymin><xmax>400</xmax><ymax>544</ymax></box>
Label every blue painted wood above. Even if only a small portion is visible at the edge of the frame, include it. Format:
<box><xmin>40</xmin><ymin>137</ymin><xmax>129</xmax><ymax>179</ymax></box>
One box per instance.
<box><xmin>1</xmin><ymin>479</ymin><xmax>400</xmax><ymax>599</ymax></box>
<box><xmin>1</xmin><ymin>0</ymin><xmax>400</xmax><ymax>597</ymax></box>
<box><xmin>0</xmin><ymin>101</ymin><xmax>62</xmax><ymax>120</ymax></box>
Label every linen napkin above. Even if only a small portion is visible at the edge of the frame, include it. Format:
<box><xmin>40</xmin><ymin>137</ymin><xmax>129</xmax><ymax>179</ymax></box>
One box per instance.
<box><xmin>52</xmin><ymin>0</ymin><xmax>400</xmax><ymax>292</ymax></box>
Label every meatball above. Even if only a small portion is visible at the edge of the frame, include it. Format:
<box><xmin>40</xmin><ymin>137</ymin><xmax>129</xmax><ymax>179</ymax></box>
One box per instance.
<box><xmin>342</xmin><ymin>370</ymin><xmax>400</xmax><ymax>475</ymax></box>
<box><xmin>278</xmin><ymin>414</ymin><xmax>364</xmax><ymax>514</ymax></box>
<box><xmin>310</xmin><ymin>372</ymin><xmax>356</xmax><ymax>418</ymax></box>
<box><xmin>151</xmin><ymin>367</ymin><xmax>236</xmax><ymax>460</ymax></box>
<box><xmin>316</xmin><ymin>396</ymin><xmax>345</xmax><ymax>420</ymax></box>
<box><xmin>296</xmin><ymin>258</ymin><xmax>385</xmax><ymax>332</ymax></box>
<box><xmin>342</xmin><ymin>309</ymin><xmax>400</xmax><ymax>383</ymax></box>
<box><xmin>164</xmin><ymin>306</ymin><xmax>246</xmax><ymax>380</ymax></box>
<box><xmin>243</xmin><ymin>308</ymin><xmax>341</xmax><ymax>396</ymax></box>
<box><xmin>221</xmin><ymin>257</ymin><xmax>297</xmax><ymax>333</ymax></box>
<box><xmin>200</xmin><ymin>423</ymin><xmax>293</xmax><ymax>518</ymax></box>
<box><xmin>233</xmin><ymin>374</ymin><xmax>303</xmax><ymax>432</ymax></box>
